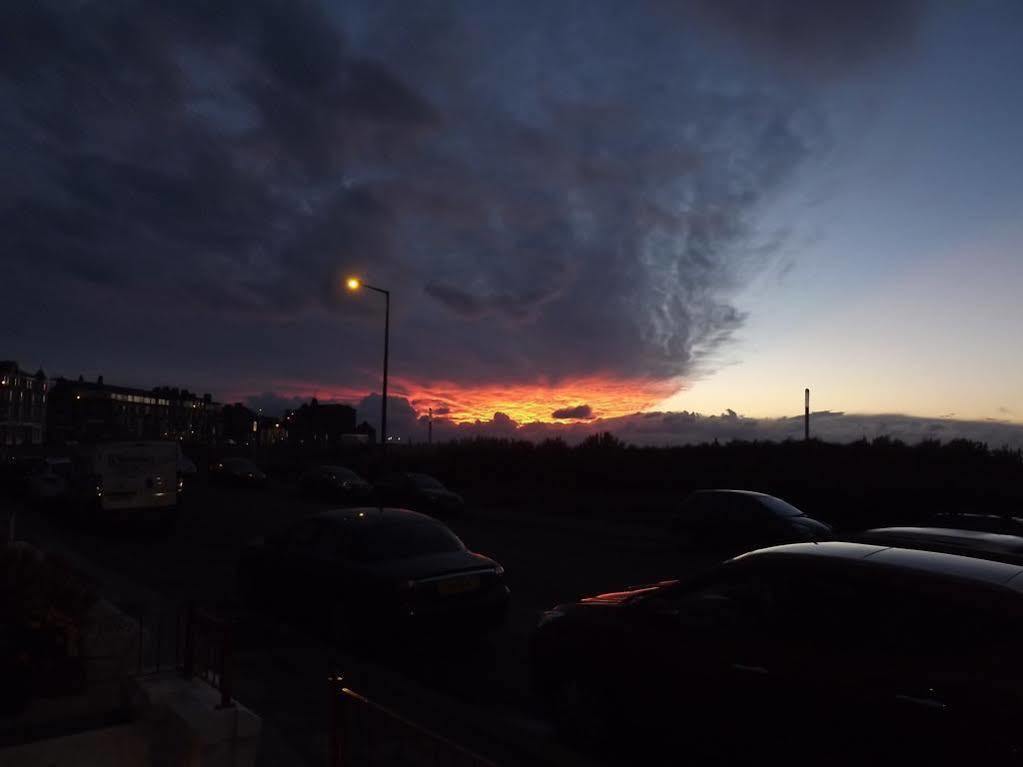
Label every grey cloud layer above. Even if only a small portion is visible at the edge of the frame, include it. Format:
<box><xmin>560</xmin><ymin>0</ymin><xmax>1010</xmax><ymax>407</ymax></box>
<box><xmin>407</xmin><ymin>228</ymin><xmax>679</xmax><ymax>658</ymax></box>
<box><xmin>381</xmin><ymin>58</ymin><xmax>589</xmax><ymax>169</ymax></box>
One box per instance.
<box><xmin>1</xmin><ymin>1</ymin><xmax>920</xmax><ymax>395</ymax></box>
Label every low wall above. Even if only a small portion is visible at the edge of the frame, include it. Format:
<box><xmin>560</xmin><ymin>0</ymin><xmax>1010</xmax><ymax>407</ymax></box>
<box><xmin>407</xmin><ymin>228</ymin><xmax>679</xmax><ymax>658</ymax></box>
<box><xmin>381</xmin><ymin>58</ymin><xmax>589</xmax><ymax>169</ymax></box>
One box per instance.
<box><xmin>0</xmin><ymin>722</ymin><xmax>151</xmax><ymax>767</ymax></box>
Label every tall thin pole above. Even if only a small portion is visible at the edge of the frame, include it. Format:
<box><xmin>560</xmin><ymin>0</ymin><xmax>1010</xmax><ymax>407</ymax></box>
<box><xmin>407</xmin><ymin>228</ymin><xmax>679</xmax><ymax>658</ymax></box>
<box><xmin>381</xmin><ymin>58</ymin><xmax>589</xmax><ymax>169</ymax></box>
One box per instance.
<box><xmin>381</xmin><ymin>290</ymin><xmax>389</xmax><ymax>450</ymax></box>
<box><xmin>428</xmin><ymin>408</ymin><xmax>433</xmax><ymax>445</ymax></box>
<box><xmin>804</xmin><ymin>388</ymin><xmax>810</xmax><ymax>442</ymax></box>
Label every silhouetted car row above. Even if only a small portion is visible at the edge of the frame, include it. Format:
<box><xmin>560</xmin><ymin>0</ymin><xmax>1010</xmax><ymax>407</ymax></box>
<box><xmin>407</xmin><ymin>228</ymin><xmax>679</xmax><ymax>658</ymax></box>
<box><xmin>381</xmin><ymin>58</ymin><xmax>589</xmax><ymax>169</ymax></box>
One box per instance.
<box><xmin>214</xmin><ymin>458</ymin><xmax>467</xmax><ymax>519</ymax></box>
<box><xmin>209</xmin><ymin>456</ymin><xmax>267</xmax><ymax>487</ymax></box>
<box><xmin>9</xmin><ymin>446</ymin><xmax>1022</xmax><ymax>764</ymax></box>
<box><xmin>527</xmin><ymin>495</ymin><xmax>1023</xmax><ymax>764</ymax></box>
<box><xmin>238</xmin><ymin>508</ymin><xmax>508</xmax><ymax>636</ymax></box>
<box><xmin>668</xmin><ymin>489</ymin><xmax>833</xmax><ymax>553</ymax></box>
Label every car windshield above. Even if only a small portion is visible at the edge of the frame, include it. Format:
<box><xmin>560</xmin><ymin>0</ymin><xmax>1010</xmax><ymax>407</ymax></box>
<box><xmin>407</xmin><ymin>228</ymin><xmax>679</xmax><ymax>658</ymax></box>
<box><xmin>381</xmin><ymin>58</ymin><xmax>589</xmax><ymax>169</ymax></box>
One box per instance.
<box><xmin>409</xmin><ymin>473</ymin><xmax>444</xmax><ymax>490</ymax></box>
<box><xmin>756</xmin><ymin>496</ymin><xmax>805</xmax><ymax>518</ymax></box>
<box><xmin>349</xmin><ymin>522</ymin><xmax>464</xmax><ymax>562</ymax></box>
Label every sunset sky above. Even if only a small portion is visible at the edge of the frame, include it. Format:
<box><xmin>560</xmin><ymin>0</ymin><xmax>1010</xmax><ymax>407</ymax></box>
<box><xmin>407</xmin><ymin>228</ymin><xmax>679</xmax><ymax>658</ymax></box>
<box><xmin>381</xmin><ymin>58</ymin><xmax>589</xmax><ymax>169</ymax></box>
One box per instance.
<box><xmin>2</xmin><ymin>1</ymin><xmax>1022</xmax><ymax>439</ymax></box>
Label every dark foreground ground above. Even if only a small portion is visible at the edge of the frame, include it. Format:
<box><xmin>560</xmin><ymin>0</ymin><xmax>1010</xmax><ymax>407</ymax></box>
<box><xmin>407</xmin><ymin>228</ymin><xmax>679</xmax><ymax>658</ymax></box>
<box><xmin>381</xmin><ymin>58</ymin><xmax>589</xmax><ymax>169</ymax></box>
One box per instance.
<box><xmin>9</xmin><ymin>479</ymin><xmax>715</xmax><ymax>765</ymax></box>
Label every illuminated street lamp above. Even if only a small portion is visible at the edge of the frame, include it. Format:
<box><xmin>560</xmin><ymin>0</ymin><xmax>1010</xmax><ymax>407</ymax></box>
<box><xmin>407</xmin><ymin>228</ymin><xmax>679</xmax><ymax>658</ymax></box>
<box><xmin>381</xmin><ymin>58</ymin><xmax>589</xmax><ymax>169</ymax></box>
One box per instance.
<box><xmin>346</xmin><ymin>277</ymin><xmax>390</xmax><ymax>449</ymax></box>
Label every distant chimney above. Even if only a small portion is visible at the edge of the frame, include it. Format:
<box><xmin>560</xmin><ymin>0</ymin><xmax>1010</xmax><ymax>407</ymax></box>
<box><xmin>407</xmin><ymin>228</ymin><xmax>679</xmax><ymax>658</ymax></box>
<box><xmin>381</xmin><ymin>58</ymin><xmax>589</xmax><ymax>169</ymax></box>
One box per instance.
<box><xmin>804</xmin><ymin>388</ymin><xmax>810</xmax><ymax>441</ymax></box>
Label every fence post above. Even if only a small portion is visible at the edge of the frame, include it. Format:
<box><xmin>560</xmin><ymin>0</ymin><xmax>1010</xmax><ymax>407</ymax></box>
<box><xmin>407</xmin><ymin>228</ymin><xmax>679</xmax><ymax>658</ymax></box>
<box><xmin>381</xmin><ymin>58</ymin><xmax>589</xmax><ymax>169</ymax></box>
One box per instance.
<box><xmin>137</xmin><ymin>610</ymin><xmax>144</xmax><ymax>674</ymax></box>
<box><xmin>328</xmin><ymin>675</ymin><xmax>344</xmax><ymax>767</ymax></box>
<box><xmin>218</xmin><ymin>621</ymin><xmax>234</xmax><ymax>709</ymax></box>
<box><xmin>181</xmin><ymin>602</ymin><xmax>195</xmax><ymax>679</ymax></box>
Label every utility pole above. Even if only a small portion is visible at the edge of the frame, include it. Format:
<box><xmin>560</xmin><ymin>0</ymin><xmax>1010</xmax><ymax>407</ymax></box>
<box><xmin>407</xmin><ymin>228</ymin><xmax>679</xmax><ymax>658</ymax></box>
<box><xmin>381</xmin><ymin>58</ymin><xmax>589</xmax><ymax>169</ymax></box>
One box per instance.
<box><xmin>804</xmin><ymin>388</ymin><xmax>810</xmax><ymax>442</ymax></box>
<box><xmin>428</xmin><ymin>408</ymin><xmax>433</xmax><ymax>445</ymax></box>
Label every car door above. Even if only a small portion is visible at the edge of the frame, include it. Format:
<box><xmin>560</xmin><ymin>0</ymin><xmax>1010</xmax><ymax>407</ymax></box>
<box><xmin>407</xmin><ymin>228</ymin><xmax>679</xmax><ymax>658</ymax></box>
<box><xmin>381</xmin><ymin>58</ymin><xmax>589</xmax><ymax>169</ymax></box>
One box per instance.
<box><xmin>630</xmin><ymin>568</ymin><xmax>788</xmax><ymax>757</ymax></box>
<box><xmin>751</xmin><ymin>566</ymin><xmax>897</xmax><ymax>759</ymax></box>
<box><xmin>276</xmin><ymin>519</ymin><xmax>330</xmax><ymax>616</ymax></box>
<box><xmin>877</xmin><ymin>584</ymin><xmax>1023</xmax><ymax>763</ymax></box>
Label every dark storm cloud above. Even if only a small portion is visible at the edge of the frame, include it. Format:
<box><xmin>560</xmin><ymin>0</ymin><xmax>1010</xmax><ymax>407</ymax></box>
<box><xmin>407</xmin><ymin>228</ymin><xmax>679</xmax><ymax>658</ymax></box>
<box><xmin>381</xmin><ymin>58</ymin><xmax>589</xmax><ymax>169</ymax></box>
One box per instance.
<box><xmin>552</xmin><ymin>404</ymin><xmax>594</xmax><ymax>420</ymax></box>
<box><xmin>690</xmin><ymin>0</ymin><xmax>922</xmax><ymax>78</ymax></box>
<box><xmin>1</xmin><ymin>0</ymin><xmax>923</xmax><ymax>397</ymax></box>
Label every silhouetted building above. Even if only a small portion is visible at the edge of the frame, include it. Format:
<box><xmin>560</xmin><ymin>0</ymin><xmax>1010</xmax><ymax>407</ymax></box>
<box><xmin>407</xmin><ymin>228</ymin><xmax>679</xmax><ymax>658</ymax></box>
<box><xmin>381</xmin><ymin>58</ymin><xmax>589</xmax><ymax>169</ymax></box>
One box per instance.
<box><xmin>151</xmin><ymin>387</ymin><xmax>220</xmax><ymax>441</ymax></box>
<box><xmin>284</xmin><ymin>399</ymin><xmax>358</xmax><ymax>448</ymax></box>
<box><xmin>47</xmin><ymin>377</ymin><xmax>221</xmax><ymax>444</ymax></box>
<box><xmin>0</xmin><ymin>361</ymin><xmax>48</xmax><ymax>445</ymax></box>
<box><xmin>256</xmin><ymin>415</ymin><xmax>286</xmax><ymax>448</ymax></box>
<box><xmin>221</xmin><ymin>403</ymin><xmax>258</xmax><ymax>445</ymax></box>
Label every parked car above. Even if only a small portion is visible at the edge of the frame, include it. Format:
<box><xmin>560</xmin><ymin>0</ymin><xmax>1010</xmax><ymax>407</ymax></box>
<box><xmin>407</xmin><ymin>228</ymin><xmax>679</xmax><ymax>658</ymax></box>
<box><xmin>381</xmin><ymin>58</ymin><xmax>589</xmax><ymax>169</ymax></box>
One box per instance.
<box><xmin>852</xmin><ymin>526</ymin><xmax>1023</xmax><ymax>566</ymax></box>
<box><xmin>298</xmin><ymin>465</ymin><xmax>373</xmax><ymax>504</ymax></box>
<box><xmin>530</xmin><ymin>541</ymin><xmax>1023</xmax><ymax>763</ymax></box>
<box><xmin>209</xmin><ymin>457</ymin><xmax>266</xmax><ymax>487</ymax></box>
<box><xmin>238</xmin><ymin>508</ymin><xmax>507</xmax><ymax>638</ymax></box>
<box><xmin>668</xmin><ymin>489</ymin><xmax>831</xmax><ymax>554</ymax></box>
<box><xmin>178</xmin><ymin>454</ymin><xmax>198</xmax><ymax>478</ymax></box>
<box><xmin>25</xmin><ymin>457</ymin><xmax>74</xmax><ymax>505</ymax></box>
<box><xmin>373</xmin><ymin>472</ymin><xmax>465</xmax><ymax>517</ymax></box>
<box><xmin>1</xmin><ymin>455</ymin><xmax>46</xmax><ymax>497</ymax></box>
<box><xmin>72</xmin><ymin>441</ymin><xmax>180</xmax><ymax>525</ymax></box>
<box><xmin>928</xmin><ymin>511</ymin><xmax>1023</xmax><ymax>535</ymax></box>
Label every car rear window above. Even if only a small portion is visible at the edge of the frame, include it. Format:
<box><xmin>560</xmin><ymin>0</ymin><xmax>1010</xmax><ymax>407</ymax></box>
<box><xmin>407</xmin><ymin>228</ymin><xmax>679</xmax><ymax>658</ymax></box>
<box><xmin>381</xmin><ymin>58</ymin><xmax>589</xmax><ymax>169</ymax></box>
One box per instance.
<box><xmin>409</xmin><ymin>473</ymin><xmax>444</xmax><ymax>490</ymax></box>
<box><xmin>349</xmin><ymin>522</ymin><xmax>463</xmax><ymax>562</ymax></box>
<box><xmin>756</xmin><ymin>496</ymin><xmax>805</xmax><ymax>518</ymax></box>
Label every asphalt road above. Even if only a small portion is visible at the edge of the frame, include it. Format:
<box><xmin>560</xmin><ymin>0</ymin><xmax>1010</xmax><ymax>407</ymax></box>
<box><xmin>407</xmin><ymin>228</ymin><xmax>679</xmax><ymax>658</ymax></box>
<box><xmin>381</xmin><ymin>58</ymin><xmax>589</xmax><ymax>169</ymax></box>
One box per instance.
<box><xmin>10</xmin><ymin>480</ymin><xmax>713</xmax><ymax>765</ymax></box>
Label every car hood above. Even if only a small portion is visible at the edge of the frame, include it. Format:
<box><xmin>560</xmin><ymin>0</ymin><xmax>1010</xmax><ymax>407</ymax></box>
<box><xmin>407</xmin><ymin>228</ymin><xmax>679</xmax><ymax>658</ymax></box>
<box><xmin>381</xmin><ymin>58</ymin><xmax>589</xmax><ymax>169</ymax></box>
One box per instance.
<box><xmin>361</xmin><ymin>550</ymin><xmax>497</xmax><ymax>581</ymax></box>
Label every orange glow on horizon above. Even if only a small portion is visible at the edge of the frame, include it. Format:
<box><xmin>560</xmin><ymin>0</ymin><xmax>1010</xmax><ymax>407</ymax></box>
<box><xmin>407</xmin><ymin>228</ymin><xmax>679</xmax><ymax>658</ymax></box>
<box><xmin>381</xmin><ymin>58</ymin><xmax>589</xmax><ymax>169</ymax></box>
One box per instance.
<box><xmin>246</xmin><ymin>375</ymin><xmax>680</xmax><ymax>424</ymax></box>
<box><xmin>402</xmin><ymin>376</ymin><xmax>678</xmax><ymax>423</ymax></box>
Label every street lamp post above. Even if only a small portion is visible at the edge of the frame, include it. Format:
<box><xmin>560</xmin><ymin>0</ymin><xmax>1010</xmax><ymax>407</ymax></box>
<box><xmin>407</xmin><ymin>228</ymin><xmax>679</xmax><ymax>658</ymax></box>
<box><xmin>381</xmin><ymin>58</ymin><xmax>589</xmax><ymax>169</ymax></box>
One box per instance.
<box><xmin>346</xmin><ymin>278</ymin><xmax>390</xmax><ymax>449</ymax></box>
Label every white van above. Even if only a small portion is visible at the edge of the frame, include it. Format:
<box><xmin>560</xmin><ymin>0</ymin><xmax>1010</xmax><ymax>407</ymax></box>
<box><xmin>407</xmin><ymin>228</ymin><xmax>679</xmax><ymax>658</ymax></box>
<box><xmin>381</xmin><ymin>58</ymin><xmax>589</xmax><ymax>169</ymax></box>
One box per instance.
<box><xmin>78</xmin><ymin>441</ymin><xmax>180</xmax><ymax>521</ymax></box>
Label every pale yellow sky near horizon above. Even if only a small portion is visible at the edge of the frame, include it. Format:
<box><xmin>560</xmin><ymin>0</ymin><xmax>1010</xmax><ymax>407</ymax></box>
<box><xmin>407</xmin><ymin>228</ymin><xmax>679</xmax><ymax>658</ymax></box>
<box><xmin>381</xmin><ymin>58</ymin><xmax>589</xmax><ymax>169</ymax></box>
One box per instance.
<box><xmin>658</xmin><ymin>233</ymin><xmax>1023</xmax><ymax>425</ymax></box>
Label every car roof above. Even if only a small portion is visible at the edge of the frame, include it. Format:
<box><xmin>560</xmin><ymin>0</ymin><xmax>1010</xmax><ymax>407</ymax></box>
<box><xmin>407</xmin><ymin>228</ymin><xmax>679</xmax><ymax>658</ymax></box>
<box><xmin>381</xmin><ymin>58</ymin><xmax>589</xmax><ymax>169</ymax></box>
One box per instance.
<box><xmin>861</xmin><ymin>527</ymin><xmax>1023</xmax><ymax>554</ymax></box>
<box><xmin>313</xmin><ymin>507</ymin><xmax>441</xmax><ymax>527</ymax></box>
<box><xmin>694</xmin><ymin>489</ymin><xmax>776</xmax><ymax>498</ymax></box>
<box><xmin>737</xmin><ymin>541</ymin><xmax>1023</xmax><ymax>592</ymax></box>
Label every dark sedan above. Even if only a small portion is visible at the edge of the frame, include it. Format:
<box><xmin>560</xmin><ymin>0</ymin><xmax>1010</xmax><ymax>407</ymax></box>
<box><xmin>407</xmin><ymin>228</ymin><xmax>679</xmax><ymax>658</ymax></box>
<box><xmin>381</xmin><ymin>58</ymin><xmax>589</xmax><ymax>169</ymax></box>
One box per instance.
<box><xmin>374</xmin><ymin>472</ymin><xmax>465</xmax><ymax>518</ymax></box>
<box><xmin>668</xmin><ymin>489</ymin><xmax>831</xmax><ymax>554</ymax></box>
<box><xmin>298</xmin><ymin>465</ymin><xmax>373</xmax><ymax>504</ymax></box>
<box><xmin>530</xmin><ymin>542</ymin><xmax>1023</xmax><ymax>764</ymax></box>
<box><xmin>238</xmin><ymin>508</ymin><xmax>508</xmax><ymax>638</ymax></box>
<box><xmin>209</xmin><ymin>457</ymin><xmax>266</xmax><ymax>487</ymax></box>
<box><xmin>852</xmin><ymin>526</ymin><xmax>1023</xmax><ymax>566</ymax></box>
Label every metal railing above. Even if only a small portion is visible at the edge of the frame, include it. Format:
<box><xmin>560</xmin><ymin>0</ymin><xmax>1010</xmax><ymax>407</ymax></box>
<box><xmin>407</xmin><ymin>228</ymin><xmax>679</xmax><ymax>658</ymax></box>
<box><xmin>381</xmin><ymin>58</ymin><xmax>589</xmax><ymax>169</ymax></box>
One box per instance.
<box><xmin>182</xmin><ymin>602</ymin><xmax>234</xmax><ymax>709</ymax></box>
<box><xmin>328</xmin><ymin>674</ymin><xmax>498</xmax><ymax>767</ymax></box>
<box><xmin>136</xmin><ymin>601</ymin><xmax>233</xmax><ymax>709</ymax></box>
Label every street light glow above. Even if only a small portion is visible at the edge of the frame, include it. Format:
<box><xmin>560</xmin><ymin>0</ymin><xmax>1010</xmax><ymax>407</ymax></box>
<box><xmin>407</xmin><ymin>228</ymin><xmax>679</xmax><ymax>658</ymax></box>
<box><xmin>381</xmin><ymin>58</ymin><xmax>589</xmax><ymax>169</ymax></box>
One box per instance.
<box><xmin>346</xmin><ymin>277</ymin><xmax>361</xmax><ymax>291</ymax></box>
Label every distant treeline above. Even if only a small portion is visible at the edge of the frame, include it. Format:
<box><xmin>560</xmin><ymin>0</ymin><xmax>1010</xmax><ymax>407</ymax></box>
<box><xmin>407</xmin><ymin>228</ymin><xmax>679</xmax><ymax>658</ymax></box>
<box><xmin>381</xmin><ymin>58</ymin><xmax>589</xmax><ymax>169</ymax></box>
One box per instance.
<box><xmin>220</xmin><ymin>433</ymin><xmax>1023</xmax><ymax>531</ymax></box>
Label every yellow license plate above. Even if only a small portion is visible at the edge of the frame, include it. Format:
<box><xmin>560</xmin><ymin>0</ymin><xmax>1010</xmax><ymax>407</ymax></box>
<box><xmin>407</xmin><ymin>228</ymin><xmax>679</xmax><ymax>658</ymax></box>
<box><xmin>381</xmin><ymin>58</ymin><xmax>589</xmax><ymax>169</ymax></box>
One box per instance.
<box><xmin>437</xmin><ymin>575</ymin><xmax>480</xmax><ymax>596</ymax></box>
